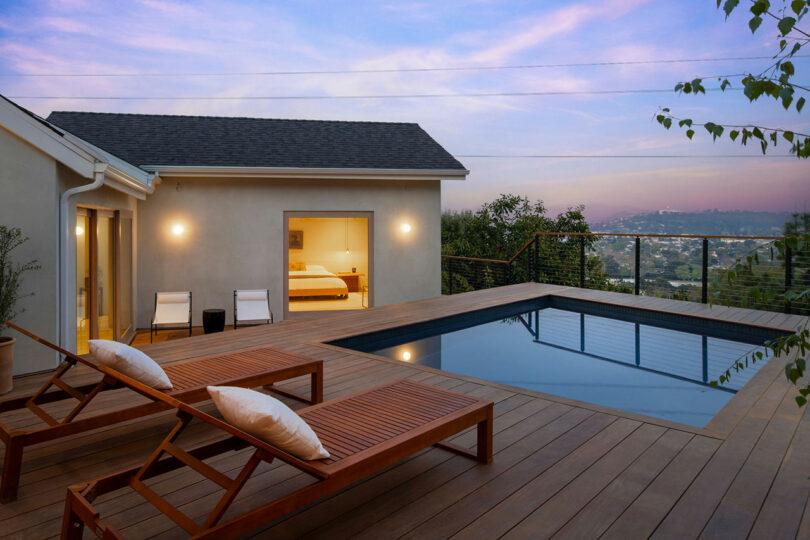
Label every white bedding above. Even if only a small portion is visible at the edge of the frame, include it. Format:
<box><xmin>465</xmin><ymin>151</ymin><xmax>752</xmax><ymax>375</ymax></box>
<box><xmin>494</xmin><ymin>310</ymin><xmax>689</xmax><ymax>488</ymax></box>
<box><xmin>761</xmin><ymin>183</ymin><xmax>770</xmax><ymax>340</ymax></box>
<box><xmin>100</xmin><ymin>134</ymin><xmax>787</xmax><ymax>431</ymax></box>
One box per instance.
<box><xmin>288</xmin><ymin>265</ymin><xmax>348</xmax><ymax>297</ymax></box>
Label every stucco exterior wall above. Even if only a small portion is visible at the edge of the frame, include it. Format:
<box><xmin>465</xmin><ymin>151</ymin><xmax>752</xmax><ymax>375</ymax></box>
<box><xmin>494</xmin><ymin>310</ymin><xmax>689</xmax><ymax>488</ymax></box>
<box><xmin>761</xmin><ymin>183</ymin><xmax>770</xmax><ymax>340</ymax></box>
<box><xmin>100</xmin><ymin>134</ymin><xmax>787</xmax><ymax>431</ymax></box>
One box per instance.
<box><xmin>0</xmin><ymin>126</ymin><xmax>61</xmax><ymax>375</ymax></box>
<box><xmin>136</xmin><ymin>177</ymin><xmax>441</xmax><ymax>328</ymax></box>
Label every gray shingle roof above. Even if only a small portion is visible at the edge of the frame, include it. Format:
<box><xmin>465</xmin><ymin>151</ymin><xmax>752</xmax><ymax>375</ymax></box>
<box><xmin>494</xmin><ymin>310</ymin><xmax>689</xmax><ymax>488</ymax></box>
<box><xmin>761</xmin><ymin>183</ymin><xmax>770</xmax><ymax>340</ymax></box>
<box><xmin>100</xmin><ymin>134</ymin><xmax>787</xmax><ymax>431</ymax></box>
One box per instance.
<box><xmin>45</xmin><ymin>111</ymin><xmax>466</xmax><ymax>171</ymax></box>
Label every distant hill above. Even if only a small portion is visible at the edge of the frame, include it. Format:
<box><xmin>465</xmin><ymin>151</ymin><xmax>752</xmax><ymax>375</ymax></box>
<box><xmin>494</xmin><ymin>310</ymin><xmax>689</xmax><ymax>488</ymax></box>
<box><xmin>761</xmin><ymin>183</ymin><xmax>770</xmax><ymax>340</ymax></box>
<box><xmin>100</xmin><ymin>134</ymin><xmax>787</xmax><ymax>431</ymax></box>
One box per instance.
<box><xmin>593</xmin><ymin>210</ymin><xmax>793</xmax><ymax>236</ymax></box>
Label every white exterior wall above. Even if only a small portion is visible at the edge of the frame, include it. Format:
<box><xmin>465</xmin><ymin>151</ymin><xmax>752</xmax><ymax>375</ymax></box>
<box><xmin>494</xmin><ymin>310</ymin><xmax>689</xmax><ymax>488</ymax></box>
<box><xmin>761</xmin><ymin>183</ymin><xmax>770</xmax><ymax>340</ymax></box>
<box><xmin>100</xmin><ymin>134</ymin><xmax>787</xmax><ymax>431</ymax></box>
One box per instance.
<box><xmin>136</xmin><ymin>177</ymin><xmax>441</xmax><ymax>328</ymax></box>
<box><xmin>0</xmin><ymin>125</ymin><xmax>140</xmax><ymax>375</ymax></box>
<box><xmin>0</xmin><ymin>127</ymin><xmax>61</xmax><ymax>374</ymax></box>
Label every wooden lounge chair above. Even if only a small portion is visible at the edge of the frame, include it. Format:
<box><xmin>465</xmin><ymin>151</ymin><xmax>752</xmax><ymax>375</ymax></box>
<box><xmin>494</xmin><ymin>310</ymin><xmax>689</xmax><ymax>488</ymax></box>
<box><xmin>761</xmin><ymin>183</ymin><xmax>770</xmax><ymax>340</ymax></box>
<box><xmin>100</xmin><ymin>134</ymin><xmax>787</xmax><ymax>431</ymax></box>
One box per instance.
<box><xmin>62</xmin><ymin>378</ymin><xmax>493</xmax><ymax>539</ymax></box>
<box><xmin>0</xmin><ymin>322</ymin><xmax>323</xmax><ymax>502</ymax></box>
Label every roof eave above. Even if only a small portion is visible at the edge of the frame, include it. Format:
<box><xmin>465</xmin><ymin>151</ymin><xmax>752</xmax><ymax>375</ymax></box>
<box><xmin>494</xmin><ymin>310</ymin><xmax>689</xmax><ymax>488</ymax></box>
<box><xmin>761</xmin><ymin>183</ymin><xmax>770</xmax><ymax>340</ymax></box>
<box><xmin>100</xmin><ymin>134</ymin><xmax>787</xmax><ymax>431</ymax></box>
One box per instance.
<box><xmin>0</xmin><ymin>97</ymin><xmax>96</xmax><ymax>178</ymax></box>
<box><xmin>59</xmin><ymin>132</ymin><xmax>157</xmax><ymax>196</ymax></box>
<box><xmin>140</xmin><ymin>165</ymin><xmax>469</xmax><ymax>181</ymax></box>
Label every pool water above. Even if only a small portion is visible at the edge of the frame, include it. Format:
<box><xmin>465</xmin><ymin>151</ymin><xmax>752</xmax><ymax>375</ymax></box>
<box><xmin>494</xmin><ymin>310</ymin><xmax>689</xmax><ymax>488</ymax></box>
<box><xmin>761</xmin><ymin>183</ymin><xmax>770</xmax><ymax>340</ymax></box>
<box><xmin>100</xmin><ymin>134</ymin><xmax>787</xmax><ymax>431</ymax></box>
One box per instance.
<box><xmin>350</xmin><ymin>304</ymin><xmax>777</xmax><ymax>427</ymax></box>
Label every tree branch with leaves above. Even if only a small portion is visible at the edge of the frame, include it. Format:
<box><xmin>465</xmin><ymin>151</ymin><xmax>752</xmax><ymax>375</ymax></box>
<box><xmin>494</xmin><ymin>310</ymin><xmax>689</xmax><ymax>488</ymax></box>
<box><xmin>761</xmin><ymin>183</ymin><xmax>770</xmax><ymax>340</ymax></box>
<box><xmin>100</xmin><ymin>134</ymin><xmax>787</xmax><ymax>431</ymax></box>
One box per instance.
<box><xmin>656</xmin><ymin>0</ymin><xmax>809</xmax><ymax>157</ymax></box>
<box><xmin>657</xmin><ymin>1</ymin><xmax>810</xmax><ymax>409</ymax></box>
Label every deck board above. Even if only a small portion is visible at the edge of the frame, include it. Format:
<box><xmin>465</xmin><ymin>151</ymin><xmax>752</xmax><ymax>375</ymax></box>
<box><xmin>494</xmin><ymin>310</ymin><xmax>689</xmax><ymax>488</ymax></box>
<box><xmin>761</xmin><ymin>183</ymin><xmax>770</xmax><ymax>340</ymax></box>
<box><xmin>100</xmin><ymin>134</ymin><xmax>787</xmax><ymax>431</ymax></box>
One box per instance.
<box><xmin>1</xmin><ymin>283</ymin><xmax>808</xmax><ymax>539</ymax></box>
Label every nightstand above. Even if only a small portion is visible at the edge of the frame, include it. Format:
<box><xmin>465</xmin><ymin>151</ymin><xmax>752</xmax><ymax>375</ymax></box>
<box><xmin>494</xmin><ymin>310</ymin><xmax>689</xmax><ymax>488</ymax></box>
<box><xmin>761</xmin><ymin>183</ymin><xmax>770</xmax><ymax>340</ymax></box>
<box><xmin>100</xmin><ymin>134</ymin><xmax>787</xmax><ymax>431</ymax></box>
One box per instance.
<box><xmin>336</xmin><ymin>272</ymin><xmax>364</xmax><ymax>292</ymax></box>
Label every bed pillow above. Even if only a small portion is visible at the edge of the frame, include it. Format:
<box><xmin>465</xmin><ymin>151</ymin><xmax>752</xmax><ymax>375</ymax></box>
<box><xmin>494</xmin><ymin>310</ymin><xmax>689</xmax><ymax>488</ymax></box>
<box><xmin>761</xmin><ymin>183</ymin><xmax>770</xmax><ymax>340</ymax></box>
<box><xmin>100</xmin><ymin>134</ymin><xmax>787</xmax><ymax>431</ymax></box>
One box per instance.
<box><xmin>88</xmin><ymin>340</ymin><xmax>173</xmax><ymax>390</ymax></box>
<box><xmin>289</xmin><ymin>262</ymin><xmax>306</xmax><ymax>271</ymax></box>
<box><xmin>305</xmin><ymin>264</ymin><xmax>329</xmax><ymax>273</ymax></box>
<box><xmin>207</xmin><ymin>386</ymin><xmax>329</xmax><ymax>460</ymax></box>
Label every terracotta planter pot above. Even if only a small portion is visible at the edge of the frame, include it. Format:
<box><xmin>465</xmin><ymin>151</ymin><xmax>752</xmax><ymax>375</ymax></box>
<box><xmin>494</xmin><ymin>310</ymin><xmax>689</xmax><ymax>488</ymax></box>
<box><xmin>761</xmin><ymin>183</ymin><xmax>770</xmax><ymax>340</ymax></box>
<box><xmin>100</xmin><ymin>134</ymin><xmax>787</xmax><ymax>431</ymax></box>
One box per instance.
<box><xmin>0</xmin><ymin>336</ymin><xmax>14</xmax><ymax>395</ymax></box>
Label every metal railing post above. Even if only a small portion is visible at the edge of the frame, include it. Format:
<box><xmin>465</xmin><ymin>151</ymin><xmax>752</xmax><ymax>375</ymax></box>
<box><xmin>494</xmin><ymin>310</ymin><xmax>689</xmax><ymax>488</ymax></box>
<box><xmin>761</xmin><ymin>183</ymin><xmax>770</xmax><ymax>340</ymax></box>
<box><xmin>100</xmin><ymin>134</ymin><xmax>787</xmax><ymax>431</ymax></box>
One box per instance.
<box><xmin>579</xmin><ymin>236</ymin><xmax>585</xmax><ymax>288</ymax></box>
<box><xmin>785</xmin><ymin>246</ymin><xmax>792</xmax><ymax>314</ymax></box>
<box><xmin>634</xmin><ymin>236</ymin><xmax>640</xmax><ymax>295</ymax></box>
<box><xmin>701</xmin><ymin>237</ymin><xmax>709</xmax><ymax>304</ymax></box>
<box><xmin>528</xmin><ymin>239</ymin><xmax>533</xmax><ymax>282</ymax></box>
<box><xmin>533</xmin><ymin>238</ymin><xmax>539</xmax><ymax>282</ymax></box>
<box><xmin>448</xmin><ymin>258</ymin><xmax>454</xmax><ymax>295</ymax></box>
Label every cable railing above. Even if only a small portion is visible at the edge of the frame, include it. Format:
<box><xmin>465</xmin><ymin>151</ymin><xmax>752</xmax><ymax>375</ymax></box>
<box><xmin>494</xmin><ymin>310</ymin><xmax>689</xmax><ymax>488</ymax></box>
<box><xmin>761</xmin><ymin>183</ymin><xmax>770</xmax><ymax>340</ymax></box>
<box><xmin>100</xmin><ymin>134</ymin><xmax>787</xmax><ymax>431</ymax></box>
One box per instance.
<box><xmin>441</xmin><ymin>232</ymin><xmax>809</xmax><ymax>316</ymax></box>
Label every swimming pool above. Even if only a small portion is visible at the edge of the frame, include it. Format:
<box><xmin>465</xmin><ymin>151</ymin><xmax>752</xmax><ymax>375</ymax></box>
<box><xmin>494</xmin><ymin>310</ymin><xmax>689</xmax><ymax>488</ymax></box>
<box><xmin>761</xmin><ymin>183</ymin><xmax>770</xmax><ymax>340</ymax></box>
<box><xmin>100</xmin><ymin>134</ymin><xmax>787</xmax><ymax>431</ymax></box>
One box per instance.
<box><xmin>332</xmin><ymin>298</ymin><xmax>788</xmax><ymax>427</ymax></box>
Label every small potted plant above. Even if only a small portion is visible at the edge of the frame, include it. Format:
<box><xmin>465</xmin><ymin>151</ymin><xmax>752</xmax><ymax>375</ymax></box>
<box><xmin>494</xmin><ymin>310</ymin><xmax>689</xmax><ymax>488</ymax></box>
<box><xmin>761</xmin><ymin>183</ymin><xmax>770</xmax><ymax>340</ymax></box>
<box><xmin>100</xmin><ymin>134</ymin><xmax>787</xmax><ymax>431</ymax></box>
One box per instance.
<box><xmin>0</xmin><ymin>226</ymin><xmax>40</xmax><ymax>394</ymax></box>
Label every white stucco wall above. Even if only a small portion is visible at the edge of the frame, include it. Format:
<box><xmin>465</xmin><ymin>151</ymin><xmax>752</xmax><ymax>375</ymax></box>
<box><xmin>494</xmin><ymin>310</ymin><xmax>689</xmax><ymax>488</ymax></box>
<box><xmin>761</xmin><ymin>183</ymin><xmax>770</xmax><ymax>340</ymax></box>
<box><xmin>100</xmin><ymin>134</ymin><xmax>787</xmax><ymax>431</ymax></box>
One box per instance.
<box><xmin>136</xmin><ymin>177</ymin><xmax>441</xmax><ymax>328</ymax></box>
<box><xmin>0</xmin><ymin>125</ymin><xmax>140</xmax><ymax>375</ymax></box>
<box><xmin>0</xmin><ymin>126</ymin><xmax>61</xmax><ymax>375</ymax></box>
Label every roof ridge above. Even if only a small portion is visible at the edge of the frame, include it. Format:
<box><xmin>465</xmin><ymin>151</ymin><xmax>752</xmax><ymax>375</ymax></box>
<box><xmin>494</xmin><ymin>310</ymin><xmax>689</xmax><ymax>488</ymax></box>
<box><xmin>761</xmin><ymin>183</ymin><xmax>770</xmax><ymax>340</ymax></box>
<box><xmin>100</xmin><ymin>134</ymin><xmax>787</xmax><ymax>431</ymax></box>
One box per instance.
<box><xmin>47</xmin><ymin>110</ymin><xmax>417</xmax><ymax>126</ymax></box>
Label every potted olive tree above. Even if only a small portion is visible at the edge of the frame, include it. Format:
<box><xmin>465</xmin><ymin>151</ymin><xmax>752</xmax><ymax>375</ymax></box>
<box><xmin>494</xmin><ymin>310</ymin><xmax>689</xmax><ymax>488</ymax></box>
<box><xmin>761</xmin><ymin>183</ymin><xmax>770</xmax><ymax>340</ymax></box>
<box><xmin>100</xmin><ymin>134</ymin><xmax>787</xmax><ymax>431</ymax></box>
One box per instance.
<box><xmin>0</xmin><ymin>226</ymin><xmax>40</xmax><ymax>394</ymax></box>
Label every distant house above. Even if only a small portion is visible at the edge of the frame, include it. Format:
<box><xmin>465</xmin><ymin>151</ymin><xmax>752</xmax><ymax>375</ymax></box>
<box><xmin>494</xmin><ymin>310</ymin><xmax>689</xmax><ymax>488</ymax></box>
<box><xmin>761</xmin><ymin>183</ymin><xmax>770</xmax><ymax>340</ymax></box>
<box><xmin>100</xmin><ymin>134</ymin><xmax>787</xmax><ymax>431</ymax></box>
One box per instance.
<box><xmin>0</xmin><ymin>96</ymin><xmax>467</xmax><ymax>375</ymax></box>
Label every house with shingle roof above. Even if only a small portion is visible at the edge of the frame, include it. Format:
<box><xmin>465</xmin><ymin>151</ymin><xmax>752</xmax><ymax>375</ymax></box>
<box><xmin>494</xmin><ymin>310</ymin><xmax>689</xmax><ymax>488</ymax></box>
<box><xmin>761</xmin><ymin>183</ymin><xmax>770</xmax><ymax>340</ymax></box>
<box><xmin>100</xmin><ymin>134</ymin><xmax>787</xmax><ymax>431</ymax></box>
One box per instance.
<box><xmin>0</xmin><ymin>96</ymin><xmax>467</xmax><ymax>376</ymax></box>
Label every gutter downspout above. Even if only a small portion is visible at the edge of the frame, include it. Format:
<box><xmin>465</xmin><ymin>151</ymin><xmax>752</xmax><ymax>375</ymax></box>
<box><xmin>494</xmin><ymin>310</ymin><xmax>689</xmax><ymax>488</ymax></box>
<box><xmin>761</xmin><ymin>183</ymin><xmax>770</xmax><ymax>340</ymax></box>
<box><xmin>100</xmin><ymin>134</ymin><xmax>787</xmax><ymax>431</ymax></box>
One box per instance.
<box><xmin>59</xmin><ymin>163</ymin><xmax>106</xmax><ymax>350</ymax></box>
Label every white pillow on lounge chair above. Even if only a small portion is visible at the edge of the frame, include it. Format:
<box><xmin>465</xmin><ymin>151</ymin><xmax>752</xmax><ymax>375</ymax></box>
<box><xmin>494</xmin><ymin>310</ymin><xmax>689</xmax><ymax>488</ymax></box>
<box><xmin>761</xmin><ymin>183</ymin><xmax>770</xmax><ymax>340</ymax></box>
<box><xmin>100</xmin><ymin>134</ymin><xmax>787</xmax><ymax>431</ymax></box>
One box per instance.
<box><xmin>207</xmin><ymin>386</ymin><xmax>329</xmax><ymax>460</ymax></box>
<box><xmin>88</xmin><ymin>340</ymin><xmax>173</xmax><ymax>390</ymax></box>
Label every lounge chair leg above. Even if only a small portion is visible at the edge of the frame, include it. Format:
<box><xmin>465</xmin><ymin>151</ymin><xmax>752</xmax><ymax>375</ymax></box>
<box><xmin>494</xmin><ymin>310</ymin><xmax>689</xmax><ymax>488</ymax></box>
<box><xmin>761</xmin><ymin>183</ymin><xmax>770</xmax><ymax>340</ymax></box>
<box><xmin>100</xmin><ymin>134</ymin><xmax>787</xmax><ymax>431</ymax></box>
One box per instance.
<box><xmin>311</xmin><ymin>367</ymin><xmax>323</xmax><ymax>404</ymax></box>
<box><xmin>1</xmin><ymin>436</ymin><xmax>24</xmax><ymax>502</ymax></box>
<box><xmin>62</xmin><ymin>489</ymin><xmax>86</xmax><ymax>540</ymax></box>
<box><xmin>477</xmin><ymin>406</ymin><xmax>493</xmax><ymax>464</ymax></box>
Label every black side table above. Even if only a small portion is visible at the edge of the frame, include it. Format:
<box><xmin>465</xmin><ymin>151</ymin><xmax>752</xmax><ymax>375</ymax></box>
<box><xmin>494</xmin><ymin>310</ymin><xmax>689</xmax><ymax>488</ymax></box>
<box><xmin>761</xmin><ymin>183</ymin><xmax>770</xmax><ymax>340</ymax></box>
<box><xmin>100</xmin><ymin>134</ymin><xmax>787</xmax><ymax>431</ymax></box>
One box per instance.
<box><xmin>202</xmin><ymin>309</ymin><xmax>226</xmax><ymax>334</ymax></box>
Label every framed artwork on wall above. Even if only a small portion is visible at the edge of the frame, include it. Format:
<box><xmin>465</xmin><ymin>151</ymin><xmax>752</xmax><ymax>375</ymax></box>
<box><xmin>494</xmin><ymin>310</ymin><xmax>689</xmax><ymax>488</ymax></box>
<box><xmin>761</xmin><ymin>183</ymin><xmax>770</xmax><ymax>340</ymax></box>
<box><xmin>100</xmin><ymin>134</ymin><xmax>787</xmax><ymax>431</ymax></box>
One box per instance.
<box><xmin>289</xmin><ymin>230</ymin><xmax>304</xmax><ymax>249</ymax></box>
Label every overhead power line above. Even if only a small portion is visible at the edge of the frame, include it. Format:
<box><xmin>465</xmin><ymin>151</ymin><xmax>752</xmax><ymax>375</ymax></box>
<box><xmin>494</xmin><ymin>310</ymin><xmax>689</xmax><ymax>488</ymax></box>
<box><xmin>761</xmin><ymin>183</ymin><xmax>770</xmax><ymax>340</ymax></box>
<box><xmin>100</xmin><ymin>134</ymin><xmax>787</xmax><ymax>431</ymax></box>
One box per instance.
<box><xmin>7</xmin><ymin>87</ymin><xmax>743</xmax><ymax>100</ymax></box>
<box><xmin>1</xmin><ymin>54</ymin><xmax>806</xmax><ymax>78</ymax></box>
<box><xmin>454</xmin><ymin>154</ymin><xmax>800</xmax><ymax>159</ymax></box>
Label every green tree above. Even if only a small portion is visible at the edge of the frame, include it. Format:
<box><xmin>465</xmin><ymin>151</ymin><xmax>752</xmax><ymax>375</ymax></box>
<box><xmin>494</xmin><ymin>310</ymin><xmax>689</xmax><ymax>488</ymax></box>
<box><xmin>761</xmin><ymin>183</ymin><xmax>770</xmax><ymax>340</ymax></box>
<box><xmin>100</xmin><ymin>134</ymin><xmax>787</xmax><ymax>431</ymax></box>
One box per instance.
<box><xmin>441</xmin><ymin>194</ymin><xmax>594</xmax><ymax>292</ymax></box>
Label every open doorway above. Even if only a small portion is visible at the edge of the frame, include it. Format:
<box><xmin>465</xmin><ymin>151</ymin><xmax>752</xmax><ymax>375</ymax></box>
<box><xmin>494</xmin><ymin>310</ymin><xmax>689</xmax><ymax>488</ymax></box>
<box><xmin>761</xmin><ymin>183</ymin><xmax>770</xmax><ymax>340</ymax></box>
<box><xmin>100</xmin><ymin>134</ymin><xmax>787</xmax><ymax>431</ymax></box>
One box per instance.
<box><xmin>76</xmin><ymin>207</ymin><xmax>134</xmax><ymax>354</ymax></box>
<box><xmin>284</xmin><ymin>212</ymin><xmax>372</xmax><ymax>315</ymax></box>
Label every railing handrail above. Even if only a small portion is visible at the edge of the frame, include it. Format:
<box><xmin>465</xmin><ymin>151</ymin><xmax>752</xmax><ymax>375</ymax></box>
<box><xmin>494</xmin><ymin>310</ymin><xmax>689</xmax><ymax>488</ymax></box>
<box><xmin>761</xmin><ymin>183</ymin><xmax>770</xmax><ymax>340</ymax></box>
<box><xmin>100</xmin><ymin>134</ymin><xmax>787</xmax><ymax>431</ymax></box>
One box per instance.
<box><xmin>507</xmin><ymin>237</ymin><xmax>539</xmax><ymax>264</ymax></box>
<box><xmin>442</xmin><ymin>230</ymin><xmax>800</xmax><ymax>314</ymax></box>
<box><xmin>533</xmin><ymin>232</ymin><xmax>785</xmax><ymax>240</ymax></box>
<box><xmin>443</xmin><ymin>231</ymin><xmax>786</xmax><ymax>266</ymax></box>
<box><xmin>442</xmin><ymin>254</ymin><xmax>509</xmax><ymax>264</ymax></box>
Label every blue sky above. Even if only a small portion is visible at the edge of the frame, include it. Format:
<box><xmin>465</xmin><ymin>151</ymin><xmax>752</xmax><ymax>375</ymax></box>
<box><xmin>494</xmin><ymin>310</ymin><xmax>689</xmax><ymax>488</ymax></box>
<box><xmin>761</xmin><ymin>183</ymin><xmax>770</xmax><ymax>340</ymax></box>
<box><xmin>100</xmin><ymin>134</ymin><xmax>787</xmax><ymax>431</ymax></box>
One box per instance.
<box><xmin>1</xmin><ymin>0</ymin><xmax>807</xmax><ymax>220</ymax></box>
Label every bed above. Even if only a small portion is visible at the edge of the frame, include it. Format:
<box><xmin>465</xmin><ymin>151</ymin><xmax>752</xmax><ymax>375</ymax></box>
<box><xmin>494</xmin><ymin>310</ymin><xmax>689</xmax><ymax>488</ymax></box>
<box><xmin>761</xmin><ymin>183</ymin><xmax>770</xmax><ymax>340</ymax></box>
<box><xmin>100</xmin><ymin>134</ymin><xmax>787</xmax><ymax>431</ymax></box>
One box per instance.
<box><xmin>288</xmin><ymin>264</ymin><xmax>349</xmax><ymax>298</ymax></box>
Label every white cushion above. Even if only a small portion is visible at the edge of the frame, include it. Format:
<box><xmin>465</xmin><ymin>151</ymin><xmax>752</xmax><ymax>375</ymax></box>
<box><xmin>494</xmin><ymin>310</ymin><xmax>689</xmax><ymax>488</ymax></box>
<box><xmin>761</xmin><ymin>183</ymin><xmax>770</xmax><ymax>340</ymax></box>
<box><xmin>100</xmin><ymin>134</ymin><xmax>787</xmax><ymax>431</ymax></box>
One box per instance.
<box><xmin>88</xmin><ymin>340</ymin><xmax>173</xmax><ymax>390</ymax></box>
<box><xmin>207</xmin><ymin>386</ymin><xmax>329</xmax><ymax>460</ymax></box>
<box><xmin>157</xmin><ymin>292</ymin><xmax>189</xmax><ymax>303</ymax></box>
<box><xmin>236</xmin><ymin>289</ymin><xmax>267</xmax><ymax>301</ymax></box>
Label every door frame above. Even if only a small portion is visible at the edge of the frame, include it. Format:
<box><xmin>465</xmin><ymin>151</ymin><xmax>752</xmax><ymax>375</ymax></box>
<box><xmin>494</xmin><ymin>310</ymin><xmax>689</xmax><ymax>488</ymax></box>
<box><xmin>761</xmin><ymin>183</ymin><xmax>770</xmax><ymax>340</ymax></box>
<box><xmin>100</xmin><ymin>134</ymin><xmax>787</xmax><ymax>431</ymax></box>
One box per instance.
<box><xmin>75</xmin><ymin>206</ymin><xmax>134</xmax><ymax>350</ymax></box>
<box><xmin>283</xmin><ymin>211</ymin><xmax>374</xmax><ymax>319</ymax></box>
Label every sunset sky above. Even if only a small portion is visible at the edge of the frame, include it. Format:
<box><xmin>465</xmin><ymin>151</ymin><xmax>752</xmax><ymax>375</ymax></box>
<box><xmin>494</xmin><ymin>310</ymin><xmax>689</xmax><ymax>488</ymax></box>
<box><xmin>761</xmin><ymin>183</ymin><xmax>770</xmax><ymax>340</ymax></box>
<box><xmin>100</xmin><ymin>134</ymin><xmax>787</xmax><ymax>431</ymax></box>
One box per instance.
<box><xmin>1</xmin><ymin>0</ymin><xmax>807</xmax><ymax>220</ymax></box>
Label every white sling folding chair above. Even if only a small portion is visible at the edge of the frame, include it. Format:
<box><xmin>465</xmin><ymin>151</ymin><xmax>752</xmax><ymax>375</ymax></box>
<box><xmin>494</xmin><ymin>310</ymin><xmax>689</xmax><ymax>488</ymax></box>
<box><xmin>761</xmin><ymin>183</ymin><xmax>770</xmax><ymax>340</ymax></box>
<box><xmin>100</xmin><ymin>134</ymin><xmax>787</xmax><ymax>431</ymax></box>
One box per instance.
<box><xmin>233</xmin><ymin>289</ymin><xmax>273</xmax><ymax>329</ymax></box>
<box><xmin>151</xmin><ymin>291</ymin><xmax>192</xmax><ymax>342</ymax></box>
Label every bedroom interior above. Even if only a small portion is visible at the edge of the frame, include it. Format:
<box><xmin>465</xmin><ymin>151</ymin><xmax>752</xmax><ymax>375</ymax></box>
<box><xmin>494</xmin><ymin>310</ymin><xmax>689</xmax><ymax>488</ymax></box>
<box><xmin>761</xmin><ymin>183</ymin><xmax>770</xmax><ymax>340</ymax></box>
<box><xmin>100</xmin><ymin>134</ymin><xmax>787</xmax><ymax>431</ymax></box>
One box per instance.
<box><xmin>287</xmin><ymin>215</ymin><xmax>370</xmax><ymax>312</ymax></box>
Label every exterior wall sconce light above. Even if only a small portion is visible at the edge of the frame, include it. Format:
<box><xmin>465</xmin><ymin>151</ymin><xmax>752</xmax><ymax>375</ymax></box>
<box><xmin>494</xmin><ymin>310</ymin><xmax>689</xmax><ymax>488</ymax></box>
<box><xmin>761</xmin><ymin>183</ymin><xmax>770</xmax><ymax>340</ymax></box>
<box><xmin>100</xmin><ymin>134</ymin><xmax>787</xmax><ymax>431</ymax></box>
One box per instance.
<box><xmin>400</xmin><ymin>223</ymin><xmax>412</xmax><ymax>233</ymax></box>
<box><xmin>171</xmin><ymin>223</ymin><xmax>185</xmax><ymax>237</ymax></box>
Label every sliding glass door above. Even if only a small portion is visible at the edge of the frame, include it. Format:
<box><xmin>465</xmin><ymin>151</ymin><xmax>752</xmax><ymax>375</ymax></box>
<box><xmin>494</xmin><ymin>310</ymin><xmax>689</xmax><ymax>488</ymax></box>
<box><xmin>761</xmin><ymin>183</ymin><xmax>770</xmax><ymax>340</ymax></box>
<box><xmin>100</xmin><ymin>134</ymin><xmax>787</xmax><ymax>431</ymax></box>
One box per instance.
<box><xmin>76</xmin><ymin>211</ymin><xmax>91</xmax><ymax>353</ymax></box>
<box><xmin>76</xmin><ymin>207</ymin><xmax>133</xmax><ymax>354</ymax></box>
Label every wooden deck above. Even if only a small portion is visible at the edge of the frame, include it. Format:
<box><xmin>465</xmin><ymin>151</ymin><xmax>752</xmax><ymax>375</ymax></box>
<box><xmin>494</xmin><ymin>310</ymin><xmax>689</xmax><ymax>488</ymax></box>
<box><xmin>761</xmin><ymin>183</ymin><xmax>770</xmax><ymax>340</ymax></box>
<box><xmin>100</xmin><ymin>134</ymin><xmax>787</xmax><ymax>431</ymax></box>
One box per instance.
<box><xmin>2</xmin><ymin>283</ymin><xmax>809</xmax><ymax>539</ymax></box>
